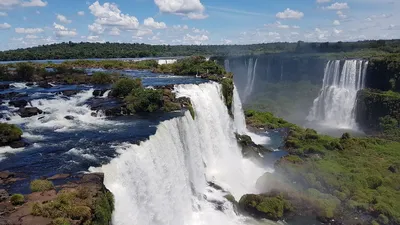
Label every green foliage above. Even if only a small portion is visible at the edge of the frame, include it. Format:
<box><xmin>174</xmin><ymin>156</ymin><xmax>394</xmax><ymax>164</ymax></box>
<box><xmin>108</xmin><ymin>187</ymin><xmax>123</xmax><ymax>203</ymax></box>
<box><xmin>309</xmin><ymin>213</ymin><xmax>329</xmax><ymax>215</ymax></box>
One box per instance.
<box><xmin>30</xmin><ymin>179</ymin><xmax>54</xmax><ymax>192</ymax></box>
<box><xmin>52</xmin><ymin>218</ymin><xmax>71</xmax><ymax>225</ymax></box>
<box><xmin>224</xmin><ymin>194</ymin><xmax>236</xmax><ymax>204</ymax></box>
<box><xmin>10</xmin><ymin>194</ymin><xmax>25</xmax><ymax>205</ymax></box>
<box><xmin>124</xmin><ymin>88</ymin><xmax>163</xmax><ymax>113</ymax></box>
<box><xmin>16</xmin><ymin>62</ymin><xmax>35</xmax><ymax>81</ymax></box>
<box><xmin>221</xmin><ymin>78</ymin><xmax>234</xmax><ymax>115</ymax></box>
<box><xmin>239</xmin><ymin>194</ymin><xmax>292</xmax><ymax>221</ymax></box>
<box><xmin>91</xmin><ymin>72</ymin><xmax>118</xmax><ymax>85</ymax></box>
<box><xmin>0</xmin><ymin>123</ymin><xmax>23</xmax><ymax>146</ymax></box>
<box><xmin>244</xmin><ymin>110</ymin><xmax>297</xmax><ymax>129</ymax></box>
<box><xmin>111</xmin><ymin>78</ymin><xmax>142</xmax><ymax>98</ymax></box>
<box><xmin>92</xmin><ymin>191</ymin><xmax>114</xmax><ymax>225</ymax></box>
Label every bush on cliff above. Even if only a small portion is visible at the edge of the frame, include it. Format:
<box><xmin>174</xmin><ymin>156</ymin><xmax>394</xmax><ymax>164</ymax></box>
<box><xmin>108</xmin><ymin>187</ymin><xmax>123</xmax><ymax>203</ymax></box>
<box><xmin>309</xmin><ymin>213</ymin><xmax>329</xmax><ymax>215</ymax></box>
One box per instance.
<box><xmin>30</xmin><ymin>179</ymin><xmax>54</xmax><ymax>192</ymax></box>
<box><xmin>111</xmin><ymin>78</ymin><xmax>142</xmax><ymax>98</ymax></box>
<box><xmin>91</xmin><ymin>72</ymin><xmax>119</xmax><ymax>85</ymax></box>
<box><xmin>10</xmin><ymin>194</ymin><xmax>25</xmax><ymax>205</ymax></box>
<box><xmin>239</xmin><ymin>194</ymin><xmax>292</xmax><ymax>221</ymax></box>
<box><xmin>124</xmin><ymin>88</ymin><xmax>163</xmax><ymax>113</ymax></box>
<box><xmin>0</xmin><ymin>123</ymin><xmax>23</xmax><ymax>146</ymax></box>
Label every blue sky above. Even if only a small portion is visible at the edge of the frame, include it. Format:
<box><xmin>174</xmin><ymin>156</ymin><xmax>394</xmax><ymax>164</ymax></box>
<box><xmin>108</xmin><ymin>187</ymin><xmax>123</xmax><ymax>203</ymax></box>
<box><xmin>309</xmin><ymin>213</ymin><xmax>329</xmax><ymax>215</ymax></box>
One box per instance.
<box><xmin>0</xmin><ymin>0</ymin><xmax>399</xmax><ymax>50</ymax></box>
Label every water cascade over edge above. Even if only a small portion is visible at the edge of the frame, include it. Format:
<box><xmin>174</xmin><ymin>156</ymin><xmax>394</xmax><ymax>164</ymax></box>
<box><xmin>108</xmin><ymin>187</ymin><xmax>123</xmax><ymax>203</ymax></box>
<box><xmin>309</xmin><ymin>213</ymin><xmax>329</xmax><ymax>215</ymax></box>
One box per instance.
<box><xmin>307</xmin><ymin>59</ymin><xmax>368</xmax><ymax>130</ymax></box>
<box><xmin>243</xmin><ymin>58</ymin><xmax>258</xmax><ymax>103</ymax></box>
<box><xmin>93</xmin><ymin>82</ymin><xmax>267</xmax><ymax>225</ymax></box>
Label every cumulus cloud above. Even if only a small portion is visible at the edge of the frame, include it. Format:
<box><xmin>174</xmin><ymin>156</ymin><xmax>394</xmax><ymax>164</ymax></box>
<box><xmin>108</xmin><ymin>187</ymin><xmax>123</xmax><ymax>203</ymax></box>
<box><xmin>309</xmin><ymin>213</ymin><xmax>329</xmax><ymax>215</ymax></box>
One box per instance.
<box><xmin>276</xmin><ymin>8</ymin><xmax>304</xmax><ymax>19</ymax></box>
<box><xmin>324</xmin><ymin>2</ymin><xmax>349</xmax><ymax>10</ymax></box>
<box><xmin>88</xmin><ymin>23</ymin><xmax>105</xmax><ymax>34</ymax></box>
<box><xmin>144</xmin><ymin>17</ymin><xmax>167</xmax><ymax>29</ymax></box>
<box><xmin>78</xmin><ymin>11</ymin><xmax>85</xmax><ymax>16</ymax></box>
<box><xmin>173</xmin><ymin>24</ymin><xmax>189</xmax><ymax>30</ymax></box>
<box><xmin>134</xmin><ymin>29</ymin><xmax>153</xmax><ymax>37</ymax></box>
<box><xmin>15</xmin><ymin>27</ymin><xmax>44</xmax><ymax>33</ymax></box>
<box><xmin>154</xmin><ymin>0</ymin><xmax>207</xmax><ymax>19</ymax></box>
<box><xmin>20</xmin><ymin>0</ymin><xmax>47</xmax><ymax>7</ymax></box>
<box><xmin>109</xmin><ymin>27</ymin><xmax>120</xmax><ymax>35</ymax></box>
<box><xmin>337</xmin><ymin>11</ymin><xmax>347</xmax><ymax>19</ymax></box>
<box><xmin>184</xmin><ymin>33</ymin><xmax>208</xmax><ymax>44</ymax></box>
<box><xmin>25</xmin><ymin>34</ymin><xmax>38</xmax><ymax>39</ymax></box>
<box><xmin>316</xmin><ymin>0</ymin><xmax>331</xmax><ymax>3</ymax></box>
<box><xmin>0</xmin><ymin>23</ymin><xmax>11</xmax><ymax>29</ymax></box>
<box><xmin>56</xmin><ymin>14</ymin><xmax>72</xmax><ymax>24</ymax></box>
<box><xmin>0</xmin><ymin>12</ymin><xmax>8</xmax><ymax>16</ymax></box>
<box><xmin>0</xmin><ymin>0</ymin><xmax>20</xmax><ymax>8</ymax></box>
<box><xmin>53</xmin><ymin>22</ymin><xmax>77</xmax><ymax>37</ymax></box>
<box><xmin>89</xmin><ymin>1</ymin><xmax>139</xmax><ymax>30</ymax></box>
<box><xmin>333</xmin><ymin>20</ymin><xmax>340</xmax><ymax>25</ymax></box>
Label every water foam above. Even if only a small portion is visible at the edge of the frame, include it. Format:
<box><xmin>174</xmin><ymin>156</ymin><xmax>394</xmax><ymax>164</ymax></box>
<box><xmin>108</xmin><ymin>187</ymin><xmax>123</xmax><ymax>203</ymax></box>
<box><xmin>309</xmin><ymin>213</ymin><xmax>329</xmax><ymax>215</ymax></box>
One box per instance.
<box><xmin>94</xmin><ymin>82</ymin><xmax>267</xmax><ymax>225</ymax></box>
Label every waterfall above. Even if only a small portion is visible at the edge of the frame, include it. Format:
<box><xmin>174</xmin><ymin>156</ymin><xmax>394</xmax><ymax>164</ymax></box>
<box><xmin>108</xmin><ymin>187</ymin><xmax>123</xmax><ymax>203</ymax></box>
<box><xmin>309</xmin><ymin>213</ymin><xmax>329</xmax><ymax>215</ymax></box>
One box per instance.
<box><xmin>243</xmin><ymin>58</ymin><xmax>258</xmax><ymax>103</ymax></box>
<box><xmin>307</xmin><ymin>59</ymin><xmax>368</xmax><ymax>129</ymax></box>
<box><xmin>96</xmin><ymin>82</ymin><xmax>267</xmax><ymax>225</ymax></box>
<box><xmin>224</xmin><ymin>59</ymin><xmax>231</xmax><ymax>73</ymax></box>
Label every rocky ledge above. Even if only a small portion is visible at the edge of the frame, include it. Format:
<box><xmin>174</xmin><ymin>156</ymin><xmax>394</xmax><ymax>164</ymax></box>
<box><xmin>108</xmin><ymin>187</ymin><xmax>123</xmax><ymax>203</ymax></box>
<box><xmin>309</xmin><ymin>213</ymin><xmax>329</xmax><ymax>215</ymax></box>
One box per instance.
<box><xmin>0</xmin><ymin>173</ymin><xmax>114</xmax><ymax>225</ymax></box>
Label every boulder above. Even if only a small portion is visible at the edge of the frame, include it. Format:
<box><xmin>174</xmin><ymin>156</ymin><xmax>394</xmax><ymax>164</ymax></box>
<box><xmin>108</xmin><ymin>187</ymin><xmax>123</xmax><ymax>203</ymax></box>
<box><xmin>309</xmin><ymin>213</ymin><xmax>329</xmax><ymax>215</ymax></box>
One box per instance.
<box><xmin>0</xmin><ymin>84</ymin><xmax>10</xmax><ymax>90</ymax></box>
<box><xmin>18</xmin><ymin>107</ymin><xmax>43</xmax><ymax>118</ymax></box>
<box><xmin>64</xmin><ymin>115</ymin><xmax>74</xmax><ymax>120</ymax></box>
<box><xmin>9</xmin><ymin>99</ymin><xmax>28</xmax><ymax>108</ymax></box>
<box><xmin>0</xmin><ymin>189</ymin><xmax>8</xmax><ymax>202</ymax></box>
<box><xmin>26</xmin><ymin>82</ymin><xmax>34</xmax><ymax>87</ymax></box>
<box><xmin>0</xmin><ymin>92</ymin><xmax>28</xmax><ymax>100</ymax></box>
<box><xmin>61</xmin><ymin>90</ymin><xmax>80</xmax><ymax>97</ymax></box>
<box><xmin>93</xmin><ymin>89</ymin><xmax>108</xmax><ymax>97</ymax></box>
<box><xmin>47</xmin><ymin>174</ymin><xmax>70</xmax><ymax>180</ymax></box>
<box><xmin>9</xmin><ymin>140</ymin><xmax>29</xmax><ymax>148</ymax></box>
<box><xmin>38</xmin><ymin>82</ymin><xmax>52</xmax><ymax>89</ymax></box>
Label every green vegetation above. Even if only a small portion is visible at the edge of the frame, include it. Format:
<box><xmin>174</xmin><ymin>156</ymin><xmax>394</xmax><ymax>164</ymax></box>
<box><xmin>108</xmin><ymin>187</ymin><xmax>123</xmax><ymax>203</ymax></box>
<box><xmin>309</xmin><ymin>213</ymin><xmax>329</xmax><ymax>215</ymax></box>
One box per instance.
<box><xmin>111</xmin><ymin>78</ymin><xmax>142</xmax><ymax>98</ymax></box>
<box><xmin>155</xmin><ymin>56</ymin><xmax>225</xmax><ymax>75</ymax></box>
<box><xmin>125</xmin><ymin>88</ymin><xmax>164</xmax><ymax>113</ymax></box>
<box><xmin>91</xmin><ymin>72</ymin><xmax>119</xmax><ymax>85</ymax></box>
<box><xmin>51</xmin><ymin>218</ymin><xmax>71</xmax><ymax>225</ymax></box>
<box><xmin>0</xmin><ymin>123</ymin><xmax>23</xmax><ymax>146</ymax></box>
<box><xmin>30</xmin><ymin>179</ymin><xmax>54</xmax><ymax>192</ymax></box>
<box><xmin>221</xmin><ymin>78</ymin><xmax>234</xmax><ymax>115</ymax></box>
<box><xmin>239</xmin><ymin>194</ymin><xmax>292</xmax><ymax>221</ymax></box>
<box><xmin>244</xmin><ymin>110</ymin><xmax>297</xmax><ymax>129</ymax></box>
<box><xmin>10</xmin><ymin>194</ymin><xmax>25</xmax><ymax>205</ymax></box>
<box><xmin>245</xmin><ymin>110</ymin><xmax>400</xmax><ymax>224</ymax></box>
<box><xmin>92</xmin><ymin>191</ymin><xmax>114</xmax><ymax>225</ymax></box>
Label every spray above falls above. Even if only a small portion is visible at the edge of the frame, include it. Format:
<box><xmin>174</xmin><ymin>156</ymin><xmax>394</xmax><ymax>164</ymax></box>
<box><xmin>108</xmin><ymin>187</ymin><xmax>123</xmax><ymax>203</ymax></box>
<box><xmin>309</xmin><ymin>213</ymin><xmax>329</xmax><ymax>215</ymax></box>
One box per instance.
<box><xmin>307</xmin><ymin>59</ymin><xmax>368</xmax><ymax>129</ymax></box>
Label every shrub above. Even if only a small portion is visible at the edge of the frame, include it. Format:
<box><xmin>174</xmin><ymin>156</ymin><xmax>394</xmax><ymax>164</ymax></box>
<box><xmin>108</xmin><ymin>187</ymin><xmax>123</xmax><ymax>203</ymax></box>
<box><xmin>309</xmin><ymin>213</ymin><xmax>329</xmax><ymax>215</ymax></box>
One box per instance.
<box><xmin>51</xmin><ymin>218</ymin><xmax>71</xmax><ymax>225</ymax></box>
<box><xmin>111</xmin><ymin>78</ymin><xmax>142</xmax><ymax>98</ymax></box>
<box><xmin>16</xmin><ymin>62</ymin><xmax>35</xmax><ymax>81</ymax></box>
<box><xmin>366</xmin><ymin>176</ymin><xmax>383</xmax><ymax>189</ymax></box>
<box><xmin>221</xmin><ymin>78</ymin><xmax>234</xmax><ymax>115</ymax></box>
<box><xmin>92</xmin><ymin>191</ymin><xmax>114</xmax><ymax>225</ymax></box>
<box><xmin>10</xmin><ymin>194</ymin><xmax>25</xmax><ymax>205</ymax></box>
<box><xmin>30</xmin><ymin>179</ymin><xmax>54</xmax><ymax>192</ymax></box>
<box><xmin>91</xmin><ymin>72</ymin><xmax>118</xmax><ymax>85</ymax></box>
<box><xmin>125</xmin><ymin>88</ymin><xmax>163</xmax><ymax>113</ymax></box>
<box><xmin>0</xmin><ymin>123</ymin><xmax>23</xmax><ymax>146</ymax></box>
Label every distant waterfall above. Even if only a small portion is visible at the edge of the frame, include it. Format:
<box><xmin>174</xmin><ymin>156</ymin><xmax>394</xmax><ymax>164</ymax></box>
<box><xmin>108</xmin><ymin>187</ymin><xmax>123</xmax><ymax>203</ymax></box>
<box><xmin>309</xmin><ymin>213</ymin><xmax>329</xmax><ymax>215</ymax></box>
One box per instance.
<box><xmin>243</xmin><ymin>58</ymin><xmax>258</xmax><ymax>103</ymax></box>
<box><xmin>307</xmin><ymin>60</ymin><xmax>368</xmax><ymax>129</ymax></box>
<box><xmin>224</xmin><ymin>59</ymin><xmax>231</xmax><ymax>73</ymax></box>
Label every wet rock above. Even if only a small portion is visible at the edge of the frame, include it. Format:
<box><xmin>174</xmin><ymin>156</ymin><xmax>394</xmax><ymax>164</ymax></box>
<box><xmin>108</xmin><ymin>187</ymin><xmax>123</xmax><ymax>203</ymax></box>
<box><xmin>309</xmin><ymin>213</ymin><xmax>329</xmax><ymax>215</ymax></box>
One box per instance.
<box><xmin>38</xmin><ymin>82</ymin><xmax>52</xmax><ymax>89</ymax></box>
<box><xmin>9</xmin><ymin>140</ymin><xmax>28</xmax><ymax>149</ymax></box>
<box><xmin>25</xmin><ymin>82</ymin><xmax>34</xmax><ymax>87</ymax></box>
<box><xmin>61</xmin><ymin>90</ymin><xmax>79</xmax><ymax>97</ymax></box>
<box><xmin>235</xmin><ymin>133</ymin><xmax>273</xmax><ymax>159</ymax></box>
<box><xmin>104</xmin><ymin>106</ymin><xmax>128</xmax><ymax>117</ymax></box>
<box><xmin>91</xmin><ymin>112</ymin><xmax>97</xmax><ymax>117</ymax></box>
<box><xmin>0</xmin><ymin>171</ymin><xmax>24</xmax><ymax>185</ymax></box>
<box><xmin>93</xmin><ymin>89</ymin><xmax>108</xmax><ymax>97</ymax></box>
<box><xmin>0</xmin><ymin>84</ymin><xmax>10</xmax><ymax>90</ymax></box>
<box><xmin>9</xmin><ymin>100</ymin><xmax>28</xmax><ymax>108</ymax></box>
<box><xmin>0</xmin><ymin>189</ymin><xmax>8</xmax><ymax>202</ymax></box>
<box><xmin>64</xmin><ymin>115</ymin><xmax>74</xmax><ymax>120</ymax></box>
<box><xmin>389</xmin><ymin>165</ymin><xmax>398</xmax><ymax>173</ymax></box>
<box><xmin>18</xmin><ymin>107</ymin><xmax>43</xmax><ymax>118</ymax></box>
<box><xmin>47</xmin><ymin>174</ymin><xmax>70</xmax><ymax>180</ymax></box>
<box><xmin>0</xmin><ymin>92</ymin><xmax>28</xmax><ymax>100</ymax></box>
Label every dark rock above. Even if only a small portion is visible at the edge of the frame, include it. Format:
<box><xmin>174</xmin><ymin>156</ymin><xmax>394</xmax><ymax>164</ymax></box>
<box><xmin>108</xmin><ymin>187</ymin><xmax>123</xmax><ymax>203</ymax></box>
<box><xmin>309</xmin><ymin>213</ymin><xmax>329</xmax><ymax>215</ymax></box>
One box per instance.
<box><xmin>47</xmin><ymin>174</ymin><xmax>70</xmax><ymax>180</ymax></box>
<box><xmin>26</xmin><ymin>82</ymin><xmax>34</xmax><ymax>87</ymax></box>
<box><xmin>18</xmin><ymin>107</ymin><xmax>43</xmax><ymax>118</ymax></box>
<box><xmin>37</xmin><ymin>116</ymin><xmax>45</xmax><ymax>120</ymax></box>
<box><xmin>0</xmin><ymin>171</ymin><xmax>15</xmax><ymax>180</ymax></box>
<box><xmin>388</xmin><ymin>165</ymin><xmax>398</xmax><ymax>173</ymax></box>
<box><xmin>0</xmin><ymin>189</ymin><xmax>8</xmax><ymax>202</ymax></box>
<box><xmin>104</xmin><ymin>106</ymin><xmax>128</xmax><ymax>117</ymax></box>
<box><xmin>61</xmin><ymin>90</ymin><xmax>80</xmax><ymax>97</ymax></box>
<box><xmin>235</xmin><ymin>133</ymin><xmax>273</xmax><ymax>159</ymax></box>
<box><xmin>9</xmin><ymin>99</ymin><xmax>28</xmax><ymax>108</ymax></box>
<box><xmin>0</xmin><ymin>84</ymin><xmax>10</xmax><ymax>90</ymax></box>
<box><xmin>93</xmin><ymin>89</ymin><xmax>108</xmax><ymax>97</ymax></box>
<box><xmin>38</xmin><ymin>82</ymin><xmax>52</xmax><ymax>89</ymax></box>
<box><xmin>0</xmin><ymin>92</ymin><xmax>28</xmax><ymax>100</ymax></box>
<box><xmin>9</xmin><ymin>140</ymin><xmax>28</xmax><ymax>148</ymax></box>
<box><xmin>64</xmin><ymin>115</ymin><xmax>74</xmax><ymax>120</ymax></box>
<box><xmin>91</xmin><ymin>112</ymin><xmax>97</xmax><ymax>117</ymax></box>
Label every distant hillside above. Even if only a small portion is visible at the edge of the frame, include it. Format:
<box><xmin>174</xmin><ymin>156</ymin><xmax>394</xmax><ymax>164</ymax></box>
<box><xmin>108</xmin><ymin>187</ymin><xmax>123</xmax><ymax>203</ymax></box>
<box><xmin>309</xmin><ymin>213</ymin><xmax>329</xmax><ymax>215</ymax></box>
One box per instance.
<box><xmin>1</xmin><ymin>39</ymin><xmax>400</xmax><ymax>61</ymax></box>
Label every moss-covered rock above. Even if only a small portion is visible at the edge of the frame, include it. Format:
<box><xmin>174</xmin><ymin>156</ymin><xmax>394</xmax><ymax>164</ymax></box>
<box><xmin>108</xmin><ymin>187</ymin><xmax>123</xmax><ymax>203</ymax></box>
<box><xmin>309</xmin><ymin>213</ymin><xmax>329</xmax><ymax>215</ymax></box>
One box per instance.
<box><xmin>238</xmin><ymin>194</ymin><xmax>292</xmax><ymax>221</ymax></box>
<box><xmin>0</xmin><ymin>123</ymin><xmax>23</xmax><ymax>147</ymax></box>
<box><xmin>221</xmin><ymin>78</ymin><xmax>234</xmax><ymax>116</ymax></box>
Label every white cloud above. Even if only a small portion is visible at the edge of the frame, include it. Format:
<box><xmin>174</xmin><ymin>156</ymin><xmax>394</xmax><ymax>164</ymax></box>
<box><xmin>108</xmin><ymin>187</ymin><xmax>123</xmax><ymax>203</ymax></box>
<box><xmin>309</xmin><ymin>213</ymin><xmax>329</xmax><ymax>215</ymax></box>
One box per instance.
<box><xmin>276</xmin><ymin>8</ymin><xmax>304</xmax><ymax>19</ymax></box>
<box><xmin>144</xmin><ymin>17</ymin><xmax>167</xmax><ymax>29</ymax></box>
<box><xmin>221</xmin><ymin>39</ymin><xmax>232</xmax><ymax>44</ymax></box>
<box><xmin>53</xmin><ymin>22</ymin><xmax>77</xmax><ymax>37</ymax></box>
<box><xmin>154</xmin><ymin>0</ymin><xmax>207</xmax><ymax>19</ymax></box>
<box><xmin>173</xmin><ymin>24</ymin><xmax>189</xmax><ymax>30</ymax></box>
<box><xmin>333</xmin><ymin>28</ymin><xmax>343</xmax><ymax>34</ymax></box>
<box><xmin>109</xmin><ymin>27</ymin><xmax>120</xmax><ymax>35</ymax></box>
<box><xmin>88</xmin><ymin>23</ymin><xmax>105</xmax><ymax>34</ymax></box>
<box><xmin>183</xmin><ymin>33</ymin><xmax>208</xmax><ymax>44</ymax></box>
<box><xmin>0</xmin><ymin>0</ymin><xmax>20</xmax><ymax>8</ymax></box>
<box><xmin>89</xmin><ymin>1</ymin><xmax>139</xmax><ymax>30</ymax></box>
<box><xmin>337</xmin><ymin>11</ymin><xmax>347</xmax><ymax>19</ymax></box>
<box><xmin>78</xmin><ymin>11</ymin><xmax>85</xmax><ymax>16</ymax></box>
<box><xmin>135</xmin><ymin>29</ymin><xmax>153</xmax><ymax>37</ymax></box>
<box><xmin>87</xmin><ymin>35</ymin><xmax>99</xmax><ymax>41</ymax></box>
<box><xmin>15</xmin><ymin>27</ymin><xmax>43</xmax><ymax>33</ymax></box>
<box><xmin>20</xmin><ymin>0</ymin><xmax>47</xmax><ymax>7</ymax></box>
<box><xmin>0</xmin><ymin>12</ymin><xmax>7</xmax><ymax>16</ymax></box>
<box><xmin>56</xmin><ymin>14</ymin><xmax>72</xmax><ymax>24</ymax></box>
<box><xmin>0</xmin><ymin>23</ymin><xmax>11</xmax><ymax>29</ymax></box>
<box><xmin>316</xmin><ymin>0</ymin><xmax>331</xmax><ymax>3</ymax></box>
<box><xmin>324</xmin><ymin>2</ymin><xmax>349</xmax><ymax>10</ymax></box>
<box><xmin>333</xmin><ymin>20</ymin><xmax>340</xmax><ymax>25</ymax></box>
<box><xmin>25</xmin><ymin>34</ymin><xmax>38</xmax><ymax>39</ymax></box>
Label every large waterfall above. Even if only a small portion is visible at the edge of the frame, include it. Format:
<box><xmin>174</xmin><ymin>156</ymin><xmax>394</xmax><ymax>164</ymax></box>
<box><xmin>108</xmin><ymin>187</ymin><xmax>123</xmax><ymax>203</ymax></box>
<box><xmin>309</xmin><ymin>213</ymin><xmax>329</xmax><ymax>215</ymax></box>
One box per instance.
<box><xmin>307</xmin><ymin>59</ymin><xmax>368</xmax><ymax>129</ymax></box>
<box><xmin>243</xmin><ymin>58</ymin><xmax>258</xmax><ymax>103</ymax></box>
<box><xmin>96</xmin><ymin>82</ymin><xmax>267</xmax><ymax>225</ymax></box>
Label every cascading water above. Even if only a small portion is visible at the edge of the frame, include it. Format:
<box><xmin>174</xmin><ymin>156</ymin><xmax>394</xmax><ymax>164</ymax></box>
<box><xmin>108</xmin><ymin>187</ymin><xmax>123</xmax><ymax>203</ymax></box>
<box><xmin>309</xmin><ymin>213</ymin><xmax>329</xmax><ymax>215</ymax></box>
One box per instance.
<box><xmin>95</xmin><ymin>82</ymin><xmax>267</xmax><ymax>225</ymax></box>
<box><xmin>243</xmin><ymin>58</ymin><xmax>258</xmax><ymax>103</ymax></box>
<box><xmin>224</xmin><ymin>59</ymin><xmax>231</xmax><ymax>73</ymax></box>
<box><xmin>307</xmin><ymin>59</ymin><xmax>368</xmax><ymax>129</ymax></box>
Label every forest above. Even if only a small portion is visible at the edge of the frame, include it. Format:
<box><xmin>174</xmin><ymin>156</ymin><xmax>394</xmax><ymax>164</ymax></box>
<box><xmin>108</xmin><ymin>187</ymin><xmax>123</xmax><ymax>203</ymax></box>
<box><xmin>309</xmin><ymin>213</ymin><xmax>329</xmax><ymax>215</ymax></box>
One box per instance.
<box><xmin>1</xmin><ymin>39</ymin><xmax>400</xmax><ymax>61</ymax></box>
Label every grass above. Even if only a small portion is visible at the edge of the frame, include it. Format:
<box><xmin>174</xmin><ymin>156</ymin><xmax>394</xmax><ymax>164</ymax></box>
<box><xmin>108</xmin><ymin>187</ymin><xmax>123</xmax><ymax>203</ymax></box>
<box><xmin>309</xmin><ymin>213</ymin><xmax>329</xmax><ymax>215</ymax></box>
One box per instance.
<box><xmin>30</xmin><ymin>179</ymin><xmax>54</xmax><ymax>192</ymax></box>
<box><xmin>10</xmin><ymin>194</ymin><xmax>25</xmax><ymax>205</ymax></box>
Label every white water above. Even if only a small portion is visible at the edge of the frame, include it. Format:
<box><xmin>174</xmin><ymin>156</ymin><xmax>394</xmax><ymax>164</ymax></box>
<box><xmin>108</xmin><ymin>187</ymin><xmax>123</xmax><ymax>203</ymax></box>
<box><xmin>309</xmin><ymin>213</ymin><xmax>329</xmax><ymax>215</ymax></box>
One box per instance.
<box><xmin>2</xmin><ymin>89</ymin><xmax>111</xmax><ymax>132</ymax></box>
<box><xmin>307</xmin><ymin>59</ymin><xmax>368</xmax><ymax>129</ymax></box>
<box><xmin>224</xmin><ymin>59</ymin><xmax>231</xmax><ymax>73</ymax></box>
<box><xmin>243</xmin><ymin>58</ymin><xmax>258</xmax><ymax>103</ymax></box>
<box><xmin>95</xmin><ymin>82</ymin><xmax>267</xmax><ymax>225</ymax></box>
<box><xmin>102</xmin><ymin>90</ymin><xmax>111</xmax><ymax>98</ymax></box>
